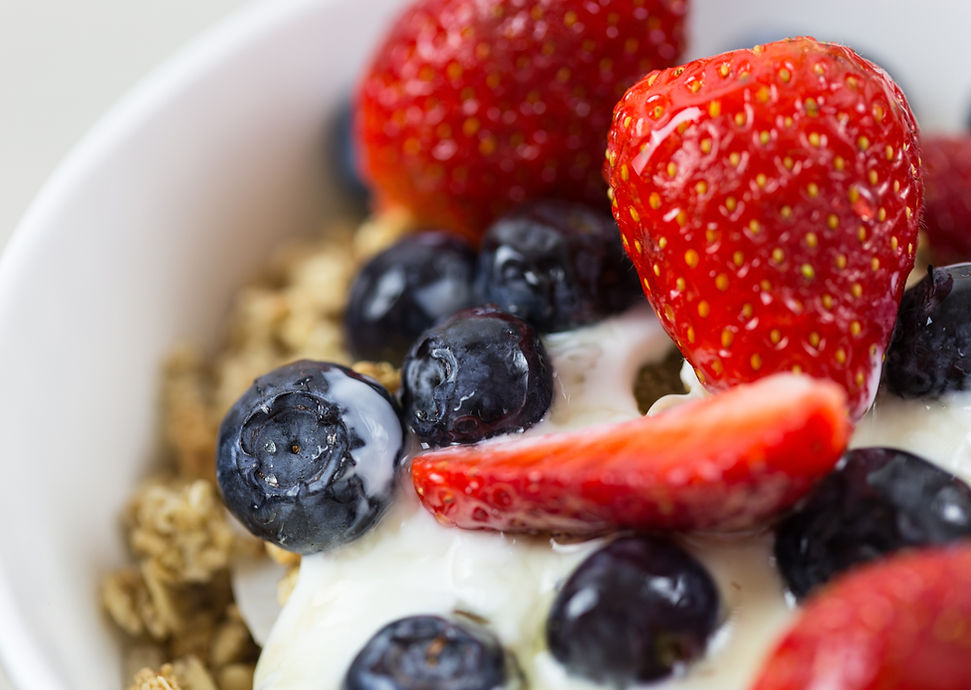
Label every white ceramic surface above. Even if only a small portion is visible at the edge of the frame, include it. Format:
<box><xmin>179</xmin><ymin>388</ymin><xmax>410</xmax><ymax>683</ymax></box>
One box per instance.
<box><xmin>1</xmin><ymin>1</ymin><xmax>970</xmax><ymax>688</ymax></box>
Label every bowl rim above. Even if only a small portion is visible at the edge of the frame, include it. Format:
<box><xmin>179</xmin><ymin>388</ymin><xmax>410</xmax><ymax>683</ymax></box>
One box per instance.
<box><xmin>0</xmin><ymin>0</ymin><xmax>345</xmax><ymax>686</ymax></box>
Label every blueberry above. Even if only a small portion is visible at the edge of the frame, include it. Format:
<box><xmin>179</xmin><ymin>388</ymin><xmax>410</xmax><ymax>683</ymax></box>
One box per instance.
<box><xmin>546</xmin><ymin>536</ymin><xmax>720</xmax><ymax>685</ymax></box>
<box><xmin>344</xmin><ymin>615</ymin><xmax>515</xmax><ymax>690</ymax></box>
<box><xmin>345</xmin><ymin>231</ymin><xmax>480</xmax><ymax>364</ymax></box>
<box><xmin>400</xmin><ymin>306</ymin><xmax>553</xmax><ymax>446</ymax></box>
<box><xmin>884</xmin><ymin>263</ymin><xmax>971</xmax><ymax>398</ymax></box>
<box><xmin>775</xmin><ymin>447</ymin><xmax>971</xmax><ymax>600</ymax></box>
<box><xmin>476</xmin><ymin>200</ymin><xmax>640</xmax><ymax>333</ymax></box>
<box><xmin>330</xmin><ymin>94</ymin><xmax>370</xmax><ymax>209</ymax></box>
<box><xmin>216</xmin><ymin>360</ymin><xmax>404</xmax><ymax>554</ymax></box>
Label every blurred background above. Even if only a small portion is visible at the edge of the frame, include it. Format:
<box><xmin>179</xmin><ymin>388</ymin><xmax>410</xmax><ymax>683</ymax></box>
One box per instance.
<box><xmin>0</xmin><ymin>0</ymin><xmax>252</xmax><ymax>256</ymax></box>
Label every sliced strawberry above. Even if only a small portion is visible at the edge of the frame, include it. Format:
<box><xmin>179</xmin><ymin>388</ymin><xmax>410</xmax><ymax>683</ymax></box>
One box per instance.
<box><xmin>355</xmin><ymin>0</ymin><xmax>688</xmax><ymax>242</ymax></box>
<box><xmin>922</xmin><ymin>134</ymin><xmax>971</xmax><ymax>264</ymax></box>
<box><xmin>411</xmin><ymin>373</ymin><xmax>850</xmax><ymax>534</ymax></box>
<box><xmin>751</xmin><ymin>544</ymin><xmax>971</xmax><ymax>690</ymax></box>
<box><xmin>604</xmin><ymin>37</ymin><xmax>923</xmax><ymax>420</ymax></box>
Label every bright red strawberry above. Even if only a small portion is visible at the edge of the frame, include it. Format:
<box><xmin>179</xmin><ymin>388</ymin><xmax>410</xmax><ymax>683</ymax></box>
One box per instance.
<box><xmin>411</xmin><ymin>373</ymin><xmax>850</xmax><ymax>534</ymax></box>
<box><xmin>751</xmin><ymin>544</ymin><xmax>971</xmax><ymax>690</ymax></box>
<box><xmin>921</xmin><ymin>134</ymin><xmax>971</xmax><ymax>263</ymax></box>
<box><xmin>355</xmin><ymin>0</ymin><xmax>688</xmax><ymax>242</ymax></box>
<box><xmin>604</xmin><ymin>37</ymin><xmax>923</xmax><ymax>420</ymax></box>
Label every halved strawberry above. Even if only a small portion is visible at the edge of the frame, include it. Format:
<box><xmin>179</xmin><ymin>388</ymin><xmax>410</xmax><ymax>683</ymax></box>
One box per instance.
<box><xmin>751</xmin><ymin>544</ymin><xmax>971</xmax><ymax>690</ymax></box>
<box><xmin>604</xmin><ymin>37</ymin><xmax>923</xmax><ymax>420</ymax></box>
<box><xmin>410</xmin><ymin>373</ymin><xmax>850</xmax><ymax>534</ymax></box>
<box><xmin>355</xmin><ymin>0</ymin><xmax>688</xmax><ymax>242</ymax></box>
<box><xmin>922</xmin><ymin>134</ymin><xmax>971</xmax><ymax>264</ymax></box>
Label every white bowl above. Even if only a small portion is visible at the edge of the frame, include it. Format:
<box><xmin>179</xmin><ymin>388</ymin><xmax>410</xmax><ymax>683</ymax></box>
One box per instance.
<box><xmin>1</xmin><ymin>0</ymin><xmax>969</xmax><ymax>687</ymax></box>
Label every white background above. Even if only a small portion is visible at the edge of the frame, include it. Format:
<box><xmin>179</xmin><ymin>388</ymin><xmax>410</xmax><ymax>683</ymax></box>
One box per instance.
<box><xmin>0</xmin><ymin>0</ymin><xmax>253</xmax><ymax>256</ymax></box>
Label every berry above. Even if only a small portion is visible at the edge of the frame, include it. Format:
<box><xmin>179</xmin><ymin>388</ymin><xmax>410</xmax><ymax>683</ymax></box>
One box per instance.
<box><xmin>920</xmin><ymin>135</ymin><xmax>971</xmax><ymax>263</ymax></box>
<box><xmin>752</xmin><ymin>545</ymin><xmax>971</xmax><ymax>690</ymax></box>
<box><xmin>330</xmin><ymin>95</ymin><xmax>370</xmax><ymax>210</ymax></box>
<box><xmin>888</xmin><ymin>263</ymin><xmax>971</xmax><ymax>396</ymax></box>
<box><xmin>884</xmin><ymin>263</ymin><xmax>971</xmax><ymax>397</ymax></box>
<box><xmin>400</xmin><ymin>306</ymin><xmax>553</xmax><ymax>446</ymax></box>
<box><xmin>344</xmin><ymin>231</ymin><xmax>479</xmax><ymax>364</ymax></box>
<box><xmin>343</xmin><ymin>615</ymin><xmax>513</xmax><ymax>690</ymax></box>
<box><xmin>216</xmin><ymin>360</ymin><xmax>404</xmax><ymax>553</ymax></box>
<box><xmin>411</xmin><ymin>373</ymin><xmax>851</xmax><ymax>533</ymax></box>
<box><xmin>774</xmin><ymin>446</ymin><xmax>971</xmax><ymax>600</ymax></box>
<box><xmin>355</xmin><ymin>0</ymin><xmax>688</xmax><ymax>241</ymax></box>
<box><xmin>604</xmin><ymin>37</ymin><xmax>923</xmax><ymax>421</ymax></box>
<box><xmin>546</xmin><ymin>536</ymin><xmax>719</xmax><ymax>685</ymax></box>
<box><xmin>475</xmin><ymin>200</ymin><xmax>640</xmax><ymax>332</ymax></box>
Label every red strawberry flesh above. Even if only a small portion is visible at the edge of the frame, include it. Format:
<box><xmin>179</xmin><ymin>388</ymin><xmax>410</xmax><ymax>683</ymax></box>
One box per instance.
<box><xmin>355</xmin><ymin>0</ymin><xmax>688</xmax><ymax>241</ymax></box>
<box><xmin>604</xmin><ymin>37</ymin><xmax>923</xmax><ymax>420</ymax></box>
<box><xmin>751</xmin><ymin>544</ymin><xmax>971</xmax><ymax>690</ymax></box>
<box><xmin>922</xmin><ymin>134</ymin><xmax>971</xmax><ymax>264</ymax></box>
<box><xmin>411</xmin><ymin>373</ymin><xmax>851</xmax><ymax>534</ymax></box>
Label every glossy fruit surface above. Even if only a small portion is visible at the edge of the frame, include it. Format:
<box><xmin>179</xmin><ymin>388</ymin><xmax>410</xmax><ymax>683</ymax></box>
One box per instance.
<box><xmin>884</xmin><ymin>263</ymin><xmax>971</xmax><ymax>398</ymax></box>
<box><xmin>774</xmin><ymin>446</ymin><xmax>971</xmax><ymax>599</ymax></box>
<box><xmin>605</xmin><ymin>37</ymin><xmax>923</xmax><ymax>420</ymax></box>
<box><xmin>546</xmin><ymin>536</ymin><xmax>719</xmax><ymax>685</ymax></box>
<box><xmin>476</xmin><ymin>200</ymin><xmax>640</xmax><ymax>332</ymax></box>
<box><xmin>752</xmin><ymin>545</ymin><xmax>971</xmax><ymax>690</ymax></box>
<box><xmin>400</xmin><ymin>306</ymin><xmax>553</xmax><ymax>446</ymax></box>
<box><xmin>356</xmin><ymin>0</ymin><xmax>688</xmax><ymax>240</ymax></box>
<box><xmin>921</xmin><ymin>135</ymin><xmax>971</xmax><ymax>263</ymax></box>
<box><xmin>344</xmin><ymin>615</ymin><xmax>513</xmax><ymax>690</ymax></box>
<box><xmin>345</xmin><ymin>231</ymin><xmax>479</xmax><ymax>364</ymax></box>
<box><xmin>217</xmin><ymin>360</ymin><xmax>404</xmax><ymax>553</ymax></box>
<box><xmin>411</xmin><ymin>373</ymin><xmax>851</xmax><ymax>533</ymax></box>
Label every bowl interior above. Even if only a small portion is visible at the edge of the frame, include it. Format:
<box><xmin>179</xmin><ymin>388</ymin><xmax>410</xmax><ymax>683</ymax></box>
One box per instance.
<box><xmin>1</xmin><ymin>0</ymin><xmax>969</xmax><ymax>687</ymax></box>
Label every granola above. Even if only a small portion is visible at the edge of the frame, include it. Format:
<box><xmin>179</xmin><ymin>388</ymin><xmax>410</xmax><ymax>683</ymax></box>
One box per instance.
<box><xmin>103</xmin><ymin>215</ymin><xmax>406</xmax><ymax>687</ymax></box>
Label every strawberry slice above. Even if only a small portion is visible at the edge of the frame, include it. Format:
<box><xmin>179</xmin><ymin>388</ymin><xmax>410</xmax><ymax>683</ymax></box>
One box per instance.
<box><xmin>751</xmin><ymin>544</ymin><xmax>971</xmax><ymax>690</ymax></box>
<box><xmin>355</xmin><ymin>0</ymin><xmax>688</xmax><ymax>242</ymax></box>
<box><xmin>411</xmin><ymin>373</ymin><xmax>850</xmax><ymax>534</ymax></box>
<box><xmin>922</xmin><ymin>134</ymin><xmax>971</xmax><ymax>264</ymax></box>
<box><xmin>604</xmin><ymin>37</ymin><xmax>923</xmax><ymax>420</ymax></box>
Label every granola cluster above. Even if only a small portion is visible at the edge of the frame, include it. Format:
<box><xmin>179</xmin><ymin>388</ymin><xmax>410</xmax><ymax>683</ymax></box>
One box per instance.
<box><xmin>102</xmin><ymin>214</ymin><xmax>408</xmax><ymax>689</ymax></box>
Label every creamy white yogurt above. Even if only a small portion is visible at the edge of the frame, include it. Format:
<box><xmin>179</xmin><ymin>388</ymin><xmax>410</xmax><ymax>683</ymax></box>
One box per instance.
<box><xmin>246</xmin><ymin>306</ymin><xmax>971</xmax><ymax>689</ymax></box>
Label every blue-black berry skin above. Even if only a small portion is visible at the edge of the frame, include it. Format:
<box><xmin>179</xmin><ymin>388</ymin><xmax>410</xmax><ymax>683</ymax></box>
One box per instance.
<box><xmin>330</xmin><ymin>95</ymin><xmax>370</xmax><ymax>209</ymax></box>
<box><xmin>884</xmin><ymin>263</ymin><xmax>971</xmax><ymax>398</ymax></box>
<box><xmin>216</xmin><ymin>360</ymin><xmax>404</xmax><ymax>554</ymax></box>
<box><xmin>400</xmin><ymin>306</ymin><xmax>553</xmax><ymax>446</ymax></box>
<box><xmin>476</xmin><ymin>200</ymin><xmax>640</xmax><ymax>333</ymax></box>
<box><xmin>546</xmin><ymin>536</ymin><xmax>720</xmax><ymax>686</ymax></box>
<box><xmin>775</xmin><ymin>446</ymin><xmax>971</xmax><ymax>600</ymax></box>
<box><xmin>345</xmin><ymin>231</ymin><xmax>479</xmax><ymax>364</ymax></box>
<box><xmin>343</xmin><ymin>615</ymin><xmax>514</xmax><ymax>690</ymax></box>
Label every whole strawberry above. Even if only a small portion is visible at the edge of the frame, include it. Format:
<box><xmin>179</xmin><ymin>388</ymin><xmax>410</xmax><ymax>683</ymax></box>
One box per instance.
<box><xmin>605</xmin><ymin>37</ymin><xmax>922</xmax><ymax>420</ymax></box>
<box><xmin>751</xmin><ymin>544</ymin><xmax>971</xmax><ymax>690</ymax></box>
<box><xmin>921</xmin><ymin>134</ymin><xmax>971</xmax><ymax>263</ymax></box>
<box><xmin>356</xmin><ymin>0</ymin><xmax>688</xmax><ymax>241</ymax></box>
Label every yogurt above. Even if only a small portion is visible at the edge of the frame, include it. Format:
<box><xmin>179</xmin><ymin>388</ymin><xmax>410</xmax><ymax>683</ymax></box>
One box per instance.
<box><xmin>245</xmin><ymin>305</ymin><xmax>971</xmax><ymax>689</ymax></box>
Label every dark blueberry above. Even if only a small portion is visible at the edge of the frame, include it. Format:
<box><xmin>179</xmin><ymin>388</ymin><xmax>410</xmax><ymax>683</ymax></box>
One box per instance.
<box><xmin>343</xmin><ymin>615</ymin><xmax>514</xmax><ymax>690</ymax></box>
<box><xmin>775</xmin><ymin>447</ymin><xmax>971</xmax><ymax>600</ymax></box>
<box><xmin>329</xmin><ymin>94</ymin><xmax>370</xmax><ymax>209</ymax></box>
<box><xmin>884</xmin><ymin>263</ymin><xmax>971</xmax><ymax>398</ymax></box>
<box><xmin>475</xmin><ymin>200</ymin><xmax>640</xmax><ymax>333</ymax></box>
<box><xmin>400</xmin><ymin>306</ymin><xmax>553</xmax><ymax>446</ymax></box>
<box><xmin>546</xmin><ymin>536</ymin><xmax>720</xmax><ymax>685</ymax></box>
<box><xmin>345</xmin><ymin>231</ymin><xmax>479</xmax><ymax>364</ymax></box>
<box><xmin>216</xmin><ymin>360</ymin><xmax>404</xmax><ymax>554</ymax></box>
